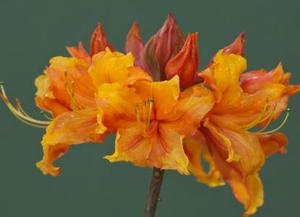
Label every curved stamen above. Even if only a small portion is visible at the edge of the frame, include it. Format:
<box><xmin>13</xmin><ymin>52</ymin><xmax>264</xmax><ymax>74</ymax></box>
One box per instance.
<box><xmin>253</xmin><ymin>108</ymin><xmax>290</xmax><ymax>135</ymax></box>
<box><xmin>0</xmin><ymin>83</ymin><xmax>50</xmax><ymax>128</ymax></box>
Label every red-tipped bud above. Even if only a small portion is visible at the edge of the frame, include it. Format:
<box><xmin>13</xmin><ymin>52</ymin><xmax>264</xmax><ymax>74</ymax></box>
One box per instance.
<box><xmin>223</xmin><ymin>32</ymin><xmax>246</xmax><ymax>56</ymax></box>
<box><xmin>125</xmin><ymin>22</ymin><xmax>145</xmax><ymax>68</ymax></box>
<box><xmin>165</xmin><ymin>33</ymin><xmax>199</xmax><ymax>89</ymax></box>
<box><xmin>143</xmin><ymin>14</ymin><xmax>185</xmax><ymax>80</ymax></box>
<box><xmin>66</xmin><ymin>42</ymin><xmax>90</xmax><ymax>62</ymax></box>
<box><xmin>90</xmin><ymin>24</ymin><xmax>114</xmax><ymax>56</ymax></box>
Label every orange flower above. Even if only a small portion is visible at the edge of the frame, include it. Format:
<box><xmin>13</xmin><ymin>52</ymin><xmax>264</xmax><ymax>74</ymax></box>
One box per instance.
<box><xmin>1</xmin><ymin>16</ymin><xmax>299</xmax><ymax>217</ymax></box>
<box><xmin>99</xmin><ymin>76</ymin><xmax>214</xmax><ymax>174</ymax></box>
<box><xmin>35</xmin><ymin>48</ymin><xmax>151</xmax><ymax>176</ymax></box>
<box><xmin>185</xmin><ymin>46</ymin><xmax>299</xmax><ymax>216</ymax></box>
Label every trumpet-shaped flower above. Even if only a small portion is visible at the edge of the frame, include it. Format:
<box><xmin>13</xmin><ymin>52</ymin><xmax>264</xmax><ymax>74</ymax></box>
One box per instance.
<box><xmin>99</xmin><ymin>76</ymin><xmax>214</xmax><ymax>174</ymax></box>
<box><xmin>186</xmin><ymin>43</ymin><xmax>300</xmax><ymax>216</ymax></box>
<box><xmin>1</xmin><ymin>15</ymin><xmax>299</xmax><ymax>217</ymax></box>
<box><xmin>34</xmin><ymin>22</ymin><xmax>151</xmax><ymax>177</ymax></box>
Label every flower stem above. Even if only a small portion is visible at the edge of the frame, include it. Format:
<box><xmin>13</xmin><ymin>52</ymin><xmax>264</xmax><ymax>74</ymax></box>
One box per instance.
<box><xmin>144</xmin><ymin>168</ymin><xmax>165</xmax><ymax>217</ymax></box>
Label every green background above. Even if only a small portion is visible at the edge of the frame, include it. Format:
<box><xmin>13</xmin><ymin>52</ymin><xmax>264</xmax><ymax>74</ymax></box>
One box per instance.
<box><xmin>0</xmin><ymin>0</ymin><xmax>299</xmax><ymax>216</ymax></box>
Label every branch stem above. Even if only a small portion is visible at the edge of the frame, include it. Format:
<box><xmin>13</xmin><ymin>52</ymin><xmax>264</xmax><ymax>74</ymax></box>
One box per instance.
<box><xmin>144</xmin><ymin>168</ymin><xmax>165</xmax><ymax>217</ymax></box>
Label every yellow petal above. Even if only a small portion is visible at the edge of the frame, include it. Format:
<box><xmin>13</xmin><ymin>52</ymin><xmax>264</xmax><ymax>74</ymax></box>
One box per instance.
<box><xmin>35</xmin><ymin>74</ymin><xmax>69</xmax><ymax>117</ymax></box>
<box><xmin>96</xmin><ymin>83</ymin><xmax>143</xmax><ymax>130</ymax></box>
<box><xmin>36</xmin><ymin>108</ymin><xmax>105</xmax><ymax>176</ymax></box>
<box><xmin>89</xmin><ymin>49</ymin><xmax>151</xmax><ymax>87</ymax></box>
<box><xmin>184</xmin><ymin>131</ymin><xmax>224</xmax><ymax>187</ymax></box>
<box><xmin>200</xmin><ymin>50</ymin><xmax>246</xmax><ymax>103</ymax></box>
<box><xmin>163</xmin><ymin>84</ymin><xmax>214</xmax><ymax>136</ymax></box>
<box><xmin>204</xmin><ymin>121</ymin><xmax>265</xmax><ymax>174</ymax></box>
<box><xmin>44</xmin><ymin>56</ymin><xmax>95</xmax><ymax>110</ymax></box>
<box><xmin>134</xmin><ymin>76</ymin><xmax>180</xmax><ymax>120</ymax></box>
<box><xmin>211</xmin><ymin>145</ymin><xmax>264</xmax><ymax>217</ymax></box>
<box><xmin>105</xmin><ymin>121</ymin><xmax>190</xmax><ymax>175</ymax></box>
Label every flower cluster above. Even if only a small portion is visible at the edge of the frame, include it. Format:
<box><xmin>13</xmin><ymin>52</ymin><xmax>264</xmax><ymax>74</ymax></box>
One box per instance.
<box><xmin>1</xmin><ymin>14</ymin><xmax>299</xmax><ymax>216</ymax></box>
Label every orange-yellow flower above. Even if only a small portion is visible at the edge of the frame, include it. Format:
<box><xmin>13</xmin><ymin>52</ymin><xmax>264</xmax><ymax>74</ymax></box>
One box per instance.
<box><xmin>1</xmin><ymin>15</ymin><xmax>299</xmax><ymax>217</ymax></box>
<box><xmin>97</xmin><ymin>76</ymin><xmax>214</xmax><ymax>174</ymax></box>
<box><xmin>184</xmin><ymin>43</ymin><xmax>300</xmax><ymax>216</ymax></box>
<box><xmin>35</xmin><ymin>31</ymin><xmax>151</xmax><ymax>176</ymax></box>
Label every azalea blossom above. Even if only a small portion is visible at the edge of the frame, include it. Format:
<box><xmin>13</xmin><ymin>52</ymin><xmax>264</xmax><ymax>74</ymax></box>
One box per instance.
<box><xmin>1</xmin><ymin>14</ymin><xmax>299</xmax><ymax>217</ymax></box>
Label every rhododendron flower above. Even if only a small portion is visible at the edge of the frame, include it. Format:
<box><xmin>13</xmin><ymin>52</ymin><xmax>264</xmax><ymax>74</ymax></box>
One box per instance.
<box><xmin>1</xmin><ymin>14</ymin><xmax>299</xmax><ymax>217</ymax></box>
<box><xmin>187</xmin><ymin>35</ymin><xmax>300</xmax><ymax>216</ymax></box>
<box><xmin>101</xmin><ymin>76</ymin><xmax>214</xmax><ymax>174</ymax></box>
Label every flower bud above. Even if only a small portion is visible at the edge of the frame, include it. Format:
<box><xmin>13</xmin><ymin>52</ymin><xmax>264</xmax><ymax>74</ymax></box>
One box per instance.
<box><xmin>143</xmin><ymin>14</ymin><xmax>185</xmax><ymax>80</ymax></box>
<box><xmin>223</xmin><ymin>32</ymin><xmax>245</xmax><ymax>56</ymax></box>
<box><xmin>125</xmin><ymin>22</ymin><xmax>145</xmax><ymax>68</ymax></box>
<box><xmin>165</xmin><ymin>33</ymin><xmax>199</xmax><ymax>89</ymax></box>
<box><xmin>90</xmin><ymin>23</ymin><xmax>114</xmax><ymax>56</ymax></box>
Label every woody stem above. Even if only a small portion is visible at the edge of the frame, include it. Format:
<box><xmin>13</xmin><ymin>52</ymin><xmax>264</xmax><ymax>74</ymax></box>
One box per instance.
<box><xmin>144</xmin><ymin>168</ymin><xmax>165</xmax><ymax>217</ymax></box>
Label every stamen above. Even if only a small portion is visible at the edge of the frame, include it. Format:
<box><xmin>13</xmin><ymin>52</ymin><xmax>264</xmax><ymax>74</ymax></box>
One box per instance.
<box><xmin>135</xmin><ymin>97</ymin><xmax>154</xmax><ymax>134</ymax></box>
<box><xmin>39</xmin><ymin>111</ymin><xmax>53</xmax><ymax>120</ymax></box>
<box><xmin>253</xmin><ymin>103</ymin><xmax>278</xmax><ymax>133</ymax></box>
<box><xmin>0</xmin><ymin>83</ymin><xmax>50</xmax><ymax>128</ymax></box>
<box><xmin>253</xmin><ymin>108</ymin><xmax>290</xmax><ymax>135</ymax></box>
<box><xmin>64</xmin><ymin>72</ymin><xmax>82</xmax><ymax>110</ymax></box>
<box><xmin>243</xmin><ymin>98</ymin><xmax>279</xmax><ymax>130</ymax></box>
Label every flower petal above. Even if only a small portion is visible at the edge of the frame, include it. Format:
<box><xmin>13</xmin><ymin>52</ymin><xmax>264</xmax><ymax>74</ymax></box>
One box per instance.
<box><xmin>163</xmin><ymin>84</ymin><xmax>214</xmax><ymax>136</ymax></box>
<box><xmin>184</xmin><ymin>131</ymin><xmax>224</xmax><ymax>187</ymax></box>
<box><xmin>45</xmin><ymin>56</ymin><xmax>96</xmax><ymax>110</ymax></box>
<box><xmin>199</xmin><ymin>50</ymin><xmax>247</xmax><ymax>103</ymax></box>
<box><xmin>89</xmin><ymin>49</ymin><xmax>151</xmax><ymax>87</ymax></box>
<box><xmin>211</xmin><ymin>145</ymin><xmax>264</xmax><ymax>217</ymax></box>
<box><xmin>135</xmin><ymin>76</ymin><xmax>180</xmax><ymax>120</ymax></box>
<box><xmin>36</xmin><ymin>108</ymin><xmax>105</xmax><ymax>176</ymax></box>
<box><xmin>66</xmin><ymin>42</ymin><xmax>90</xmax><ymax>63</ymax></box>
<box><xmin>105</xmin><ymin>121</ymin><xmax>189</xmax><ymax>174</ymax></box>
<box><xmin>258</xmin><ymin>132</ymin><xmax>287</xmax><ymax>158</ymax></box>
<box><xmin>96</xmin><ymin>83</ymin><xmax>143</xmax><ymax>130</ymax></box>
<box><xmin>204</xmin><ymin>122</ymin><xmax>265</xmax><ymax>174</ymax></box>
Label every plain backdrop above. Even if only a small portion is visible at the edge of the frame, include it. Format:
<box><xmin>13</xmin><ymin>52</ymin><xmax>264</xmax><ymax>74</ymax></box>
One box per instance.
<box><xmin>0</xmin><ymin>0</ymin><xmax>299</xmax><ymax>216</ymax></box>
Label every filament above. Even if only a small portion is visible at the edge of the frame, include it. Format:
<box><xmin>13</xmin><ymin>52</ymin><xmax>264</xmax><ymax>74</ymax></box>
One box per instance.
<box><xmin>64</xmin><ymin>72</ymin><xmax>83</xmax><ymax>110</ymax></box>
<box><xmin>135</xmin><ymin>97</ymin><xmax>154</xmax><ymax>133</ymax></box>
<box><xmin>0</xmin><ymin>83</ymin><xmax>50</xmax><ymax>128</ymax></box>
<box><xmin>252</xmin><ymin>108</ymin><xmax>290</xmax><ymax>135</ymax></box>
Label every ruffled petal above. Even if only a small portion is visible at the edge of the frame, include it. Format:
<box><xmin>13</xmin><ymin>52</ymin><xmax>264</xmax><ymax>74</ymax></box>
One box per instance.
<box><xmin>211</xmin><ymin>145</ymin><xmax>264</xmax><ymax>217</ymax></box>
<box><xmin>199</xmin><ymin>50</ymin><xmax>246</xmax><ymax>104</ymax></box>
<box><xmin>96</xmin><ymin>83</ymin><xmax>143</xmax><ymax>130</ymax></box>
<box><xmin>134</xmin><ymin>76</ymin><xmax>180</xmax><ymax>120</ymax></box>
<box><xmin>184</xmin><ymin>131</ymin><xmax>224</xmax><ymax>187</ymax></box>
<box><xmin>36</xmin><ymin>108</ymin><xmax>105</xmax><ymax>176</ymax></box>
<box><xmin>105</xmin><ymin>121</ymin><xmax>190</xmax><ymax>175</ymax></box>
<box><xmin>89</xmin><ymin>49</ymin><xmax>151</xmax><ymax>87</ymax></box>
<box><xmin>204</xmin><ymin>122</ymin><xmax>265</xmax><ymax>174</ymax></box>
<box><xmin>35</xmin><ymin>74</ymin><xmax>70</xmax><ymax>116</ymax></box>
<box><xmin>163</xmin><ymin>84</ymin><xmax>214</xmax><ymax>136</ymax></box>
<box><xmin>258</xmin><ymin>132</ymin><xmax>287</xmax><ymax>158</ymax></box>
<box><xmin>45</xmin><ymin>56</ymin><xmax>96</xmax><ymax>110</ymax></box>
